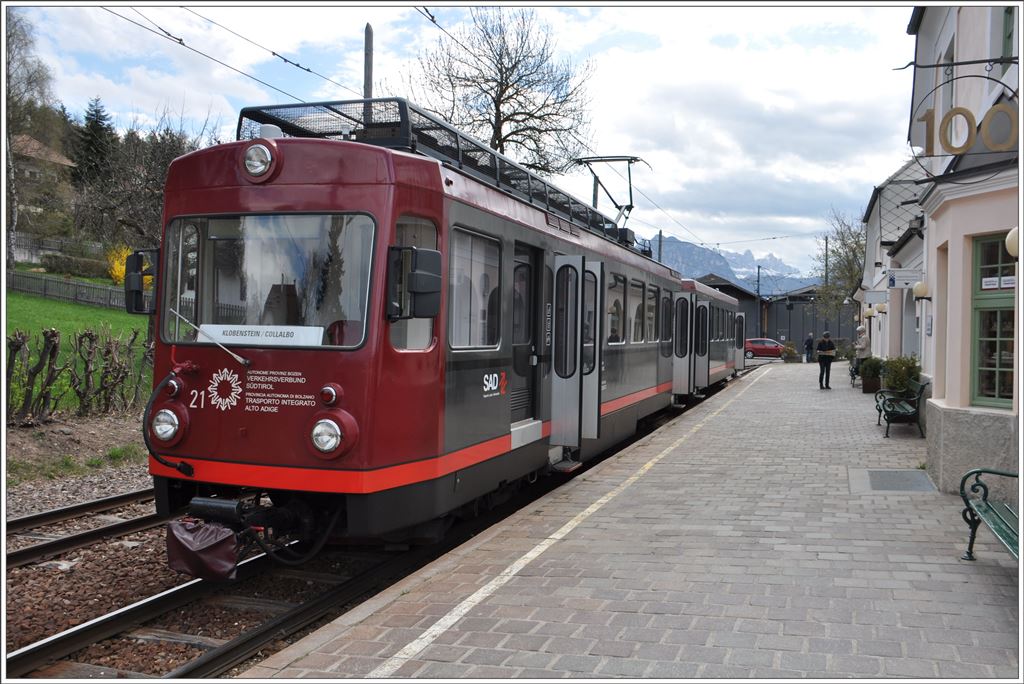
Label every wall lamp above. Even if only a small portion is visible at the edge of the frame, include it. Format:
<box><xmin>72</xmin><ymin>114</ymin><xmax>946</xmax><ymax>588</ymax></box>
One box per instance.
<box><xmin>1007</xmin><ymin>226</ymin><xmax>1019</xmax><ymax>260</ymax></box>
<box><xmin>908</xmin><ymin>216</ymin><xmax>925</xmax><ymax>238</ymax></box>
<box><xmin>913</xmin><ymin>281</ymin><xmax>931</xmax><ymax>302</ymax></box>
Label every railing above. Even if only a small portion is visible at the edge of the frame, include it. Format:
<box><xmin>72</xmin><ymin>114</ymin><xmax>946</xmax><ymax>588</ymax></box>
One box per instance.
<box><xmin>8</xmin><ymin>271</ymin><xmax>153</xmax><ymax>312</ymax></box>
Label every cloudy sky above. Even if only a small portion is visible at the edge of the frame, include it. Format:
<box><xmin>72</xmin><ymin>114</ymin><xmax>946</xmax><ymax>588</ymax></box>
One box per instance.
<box><xmin>14</xmin><ymin>3</ymin><xmax>919</xmax><ymax>274</ymax></box>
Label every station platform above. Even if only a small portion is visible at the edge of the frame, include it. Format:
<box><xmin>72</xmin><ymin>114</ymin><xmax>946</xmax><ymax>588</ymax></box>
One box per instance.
<box><xmin>242</xmin><ymin>362</ymin><xmax>1019</xmax><ymax>679</ymax></box>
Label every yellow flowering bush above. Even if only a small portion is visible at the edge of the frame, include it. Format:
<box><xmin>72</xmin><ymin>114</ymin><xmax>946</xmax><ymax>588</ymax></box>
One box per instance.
<box><xmin>106</xmin><ymin>244</ymin><xmax>132</xmax><ymax>285</ymax></box>
<box><xmin>106</xmin><ymin>244</ymin><xmax>153</xmax><ymax>289</ymax></box>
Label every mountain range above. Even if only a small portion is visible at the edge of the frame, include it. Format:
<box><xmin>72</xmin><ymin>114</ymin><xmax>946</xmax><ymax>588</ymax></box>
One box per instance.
<box><xmin>651</xmin><ymin>235</ymin><xmax>818</xmax><ymax>296</ymax></box>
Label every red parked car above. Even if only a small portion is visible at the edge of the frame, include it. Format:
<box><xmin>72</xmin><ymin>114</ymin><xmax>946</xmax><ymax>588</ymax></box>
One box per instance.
<box><xmin>744</xmin><ymin>337</ymin><xmax>785</xmax><ymax>359</ymax></box>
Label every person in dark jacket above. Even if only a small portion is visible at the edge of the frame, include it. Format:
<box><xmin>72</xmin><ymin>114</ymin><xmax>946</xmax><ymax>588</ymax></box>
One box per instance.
<box><xmin>816</xmin><ymin>331</ymin><xmax>836</xmax><ymax>389</ymax></box>
<box><xmin>803</xmin><ymin>333</ymin><xmax>814</xmax><ymax>363</ymax></box>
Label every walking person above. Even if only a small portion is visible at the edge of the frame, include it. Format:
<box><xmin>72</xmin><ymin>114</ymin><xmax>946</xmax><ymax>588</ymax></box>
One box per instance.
<box><xmin>816</xmin><ymin>331</ymin><xmax>836</xmax><ymax>389</ymax></box>
<box><xmin>803</xmin><ymin>333</ymin><xmax>814</xmax><ymax>363</ymax></box>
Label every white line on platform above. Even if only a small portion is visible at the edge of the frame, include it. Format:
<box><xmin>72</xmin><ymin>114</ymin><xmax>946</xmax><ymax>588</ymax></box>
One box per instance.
<box><xmin>368</xmin><ymin>367</ymin><xmax>772</xmax><ymax>678</ymax></box>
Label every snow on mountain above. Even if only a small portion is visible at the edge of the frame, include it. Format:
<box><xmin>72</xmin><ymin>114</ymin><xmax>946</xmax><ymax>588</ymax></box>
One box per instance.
<box><xmin>648</xmin><ymin>236</ymin><xmax>817</xmax><ymax>295</ymax></box>
<box><xmin>720</xmin><ymin>248</ymin><xmax>802</xmax><ymax>278</ymax></box>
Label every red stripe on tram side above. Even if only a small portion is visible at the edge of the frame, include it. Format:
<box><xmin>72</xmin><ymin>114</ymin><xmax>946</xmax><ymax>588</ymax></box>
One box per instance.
<box><xmin>150</xmin><ymin>433</ymin><xmax>514</xmax><ymax>495</ymax></box>
<box><xmin>600</xmin><ymin>382</ymin><xmax>673</xmax><ymax>416</ymax></box>
<box><xmin>151</xmin><ymin>411</ymin><xmax>628</xmax><ymax>494</ymax></box>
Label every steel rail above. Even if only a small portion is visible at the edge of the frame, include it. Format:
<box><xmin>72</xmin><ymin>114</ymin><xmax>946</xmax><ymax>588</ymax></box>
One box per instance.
<box><xmin>4</xmin><ymin>553</ymin><xmax>272</xmax><ymax>678</ymax></box>
<box><xmin>5</xmin><ymin>488</ymin><xmax>155</xmax><ymax>533</ymax></box>
<box><xmin>168</xmin><ymin>481</ymin><xmax>572</xmax><ymax>679</ymax></box>
<box><xmin>166</xmin><ymin>549</ymin><xmax>427</xmax><ymax>678</ymax></box>
<box><xmin>6</xmin><ymin>513</ymin><xmax>172</xmax><ymax>569</ymax></box>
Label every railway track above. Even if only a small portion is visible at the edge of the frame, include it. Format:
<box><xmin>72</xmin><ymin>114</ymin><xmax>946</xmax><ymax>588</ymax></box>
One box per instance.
<box><xmin>5</xmin><ymin>488</ymin><xmax>173</xmax><ymax>568</ymax></box>
<box><xmin>7</xmin><ymin>378</ymin><xmax>751</xmax><ymax>677</ymax></box>
<box><xmin>6</xmin><ymin>483</ymin><xmax>546</xmax><ymax>678</ymax></box>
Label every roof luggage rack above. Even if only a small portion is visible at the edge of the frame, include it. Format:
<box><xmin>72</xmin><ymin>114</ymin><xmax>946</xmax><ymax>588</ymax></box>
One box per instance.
<box><xmin>237</xmin><ymin>97</ymin><xmax>653</xmax><ymax>257</ymax></box>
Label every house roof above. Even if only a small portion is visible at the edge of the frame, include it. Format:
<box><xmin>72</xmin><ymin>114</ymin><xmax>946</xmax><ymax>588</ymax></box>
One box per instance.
<box><xmin>887</xmin><ymin>224</ymin><xmax>924</xmax><ymax>257</ymax></box>
<box><xmin>10</xmin><ymin>135</ymin><xmax>75</xmax><ymax>167</ymax></box>
<box><xmin>907</xmin><ymin>7</ymin><xmax>925</xmax><ymax>35</ymax></box>
<box><xmin>696</xmin><ymin>273</ymin><xmax>759</xmax><ymax>299</ymax></box>
<box><xmin>862</xmin><ymin>159</ymin><xmax>927</xmax><ymax>245</ymax></box>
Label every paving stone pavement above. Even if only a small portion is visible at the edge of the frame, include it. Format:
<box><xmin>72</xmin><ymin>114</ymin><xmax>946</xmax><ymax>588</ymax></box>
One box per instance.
<box><xmin>243</xmin><ymin>362</ymin><xmax>1019</xmax><ymax>679</ymax></box>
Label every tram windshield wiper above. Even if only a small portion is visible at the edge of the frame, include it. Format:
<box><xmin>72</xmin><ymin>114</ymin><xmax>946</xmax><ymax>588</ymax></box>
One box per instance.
<box><xmin>168</xmin><ymin>308</ymin><xmax>251</xmax><ymax>367</ymax></box>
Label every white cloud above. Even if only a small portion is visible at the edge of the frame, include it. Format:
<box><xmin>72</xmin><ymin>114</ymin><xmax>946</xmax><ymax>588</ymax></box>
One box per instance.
<box><xmin>19</xmin><ymin>4</ymin><xmax>919</xmax><ymax>274</ymax></box>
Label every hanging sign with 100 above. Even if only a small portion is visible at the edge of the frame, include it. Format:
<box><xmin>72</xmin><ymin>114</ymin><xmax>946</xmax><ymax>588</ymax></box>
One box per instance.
<box><xmin>914</xmin><ymin>73</ymin><xmax>1018</xmax><ymax>159</ymax></box>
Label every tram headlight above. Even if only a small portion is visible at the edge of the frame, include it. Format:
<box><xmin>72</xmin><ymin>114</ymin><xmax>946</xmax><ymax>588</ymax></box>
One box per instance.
<box><xmin>311</xmin><ymin>419</ymin><xmax>343</xmax><ymax>453</ymax></box>
<box><xmin>244</xmin><ymin>144</ymin><xmax>273</xmax><ymax>177</ymax></box>
<box><xmin>152</xmin><ymin>409</ymin><xmax>180</xmax><ymax>442</ymax></box>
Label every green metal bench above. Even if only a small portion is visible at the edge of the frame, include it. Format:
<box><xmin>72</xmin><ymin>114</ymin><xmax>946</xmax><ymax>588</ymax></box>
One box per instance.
<box><xmin>875</xmin><ymin>379</ymin><xmax>929</xmax><ymax>438</ymax></box>
<box><xmin>960</xmin><ymin>468</ymin><xmax>1018</xmax><ymax>561</ymax></box>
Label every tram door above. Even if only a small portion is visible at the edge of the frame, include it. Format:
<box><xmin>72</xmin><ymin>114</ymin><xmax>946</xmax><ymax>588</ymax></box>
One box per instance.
<box><xmin>551</xmin><ymin>255</ymin><xmax>586</xmax><ymax>448</ymax></box>
<box><xmin>672</xmin><ymin>292</ymin><xmax>693</xmax><ymax>395</ymax></box>
<box><xmin>511</xmin><ymin>244</ymin><xmax>539</xmax><ymax>422</ymax></box>
<box><xmin>581</xmin><ymin>261</ymin><xmax>603</xmax><ymax>439</ymax></box>
<box><xmin>734</xmin><ymin>312</ymin><xmax>746</xmax><ymax>372</ymax></box>
<box><xmin>694</xmin><ymin>299</ymin><xmax>710</xmax><ymax>390</ymax></box>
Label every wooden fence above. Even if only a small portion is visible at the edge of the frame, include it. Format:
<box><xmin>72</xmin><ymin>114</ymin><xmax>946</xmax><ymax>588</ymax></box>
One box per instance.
<box><xmin>9</xmin><ymin>271</ymin><xmax>153</xmax><ymax>312</ymax></box>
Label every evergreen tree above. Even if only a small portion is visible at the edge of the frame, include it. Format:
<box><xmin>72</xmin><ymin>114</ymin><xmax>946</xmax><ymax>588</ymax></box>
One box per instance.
<box><xmin>71</xmin><ymin>97</ymin><xmax>118</xmax><ymax>187</ymax></box>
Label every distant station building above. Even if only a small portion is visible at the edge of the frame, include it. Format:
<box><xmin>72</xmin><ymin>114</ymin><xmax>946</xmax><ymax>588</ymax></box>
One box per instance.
<box><xmin>696</xmin><ymin>273</ymin><xmax>759</xmax><ymax>336</ymax></box>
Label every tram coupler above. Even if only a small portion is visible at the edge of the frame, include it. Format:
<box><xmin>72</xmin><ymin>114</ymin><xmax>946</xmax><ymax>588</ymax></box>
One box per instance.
<box><xmin>167</xmin><ymin>495</ymin><xmax>320</xmax><ymax>580</ymax></box>
<box><xmin>188</xmin><ymin>496</ymin><xmax>247</xmax><ymax>525</ymax></box>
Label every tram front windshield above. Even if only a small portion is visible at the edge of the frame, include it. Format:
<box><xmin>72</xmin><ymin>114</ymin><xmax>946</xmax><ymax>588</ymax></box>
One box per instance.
<box><xmin>161</xmin><ymin>214</ymin><xmax>375</xmax><ymax>348</ymax></box>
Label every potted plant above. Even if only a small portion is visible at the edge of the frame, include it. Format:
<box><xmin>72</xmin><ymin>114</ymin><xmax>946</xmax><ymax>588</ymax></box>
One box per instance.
<box><xmin>859</xmin><ymin>356</ymin><xmax>883</xmax><ymax>393</ymax></box>
<box><xmin>882</xmin><ymin>355</ymin><xmax>921</xmax><ymax>392</ymax></box>
<box><xmin>781</xmin><ymin>341</ymin><xmax>801</xmax><ymax>363</ymax></box>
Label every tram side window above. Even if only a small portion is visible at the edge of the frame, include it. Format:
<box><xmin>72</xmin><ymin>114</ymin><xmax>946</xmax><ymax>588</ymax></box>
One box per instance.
<box><xmin>646</xmin><ymin>285</ymin><xmax>658</xmax><ymax>343</ymax></box>
<box><xmin>697</xmin><ymin>306</ymin><xmax>708</xmax><ymax>356</ymax></box>
<box><xmin>450</xmin><ymin>229</ymin><xmax>500</xmax><ymax>348</ymax></box>
<box><xmin>512</xmin><ymin>263</ymin><xmax>531</xmax><ymax>345</ymax></box>
<box><xmin>582</xmin><ymin>271</ymin><xmax>597</xmax><ymax>374</ymax></box>
<box><xmin>554</xmin><ymin>264</ymin><xmax>578</xmax><ymax>378</ymax></box>
<box><xmin>391</xmin><ymin>217</ymin><xmax>438</xmax><ymax>350</ymax></box>
<box><xmin>630</xmin><ymin>279</ymin><xmax>644</xmax><ymax>343</ymax></box>
<box><xmin>607</xmin><ymin>274</ymin><xmax>626</xmax><ymax>344</ymax></box>
<box><xmin>163</xmin><ymin>222</ymin><xmax>199</xmax><ymax>342</ymax></box>
<box><xmin>660</xmin><ymin>292</ymin><xmax>673</xmax><ymax>358</ymax></box>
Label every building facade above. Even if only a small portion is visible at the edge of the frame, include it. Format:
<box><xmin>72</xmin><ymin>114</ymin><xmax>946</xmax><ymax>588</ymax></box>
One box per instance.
<box><xmin>902</xmin><ymin>6</ymin><xmax>1019</xmax><ymax>503</ymax></box>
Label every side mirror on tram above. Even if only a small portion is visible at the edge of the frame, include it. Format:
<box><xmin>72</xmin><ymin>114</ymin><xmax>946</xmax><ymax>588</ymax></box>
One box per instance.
<box><xmin>387</xmin><ymin>246</ymin><xmax>442</xmax><ymax>321</ymax></box>
<box><xmin>124</xmin><ymin>249</ymin><xmax>158</xmax><ymax>315</ymax></box>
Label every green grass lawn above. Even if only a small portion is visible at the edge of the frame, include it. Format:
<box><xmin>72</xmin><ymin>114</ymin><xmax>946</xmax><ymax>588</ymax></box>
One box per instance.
<box><xmin>6</xmin><ymin>292</ymin><xmax>153</xmax><ymax>414</ymax></box>
<box><xmin>6</xmin><ymin>291</ymin><xmax>150</xmax><ymax>339</ymax></box>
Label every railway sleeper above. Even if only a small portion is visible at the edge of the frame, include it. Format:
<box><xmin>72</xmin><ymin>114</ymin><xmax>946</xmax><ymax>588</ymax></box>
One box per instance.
<box><xmin>31</xmin><ymin>660</ymin><xmax>155</xmax><ymax>679</ymax></box>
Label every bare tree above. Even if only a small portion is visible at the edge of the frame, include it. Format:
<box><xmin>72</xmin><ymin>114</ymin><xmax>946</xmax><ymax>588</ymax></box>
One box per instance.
<box><xmin>412</xmin><ymin>7</ymin><xmax>592</xmax><ymax>175</ymax></box>
<box><xmin>71</xmin><ymin>106</ymin><xmax>215</xmax><ymax>246</ymax></box>
<box><xmin>814</xmin><ymin>207</ymin><xmax>866</xmax><ymax>321</ymax></box>
<box><xmin>5</xmin><ymin>8</ymin><xmax>56</xmax><ymax>279</ymax></box>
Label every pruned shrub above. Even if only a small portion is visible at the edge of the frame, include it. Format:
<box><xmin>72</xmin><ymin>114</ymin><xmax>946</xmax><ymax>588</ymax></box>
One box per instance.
<box><xmin>40</xmin><ymin>253</ymin><xmax>109</xmax><ymax>279</ymax></box>
<box><xmin>6</xmin><ymin>327</ymin><xmax>153</xmax><ymax>425</ymax></box>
